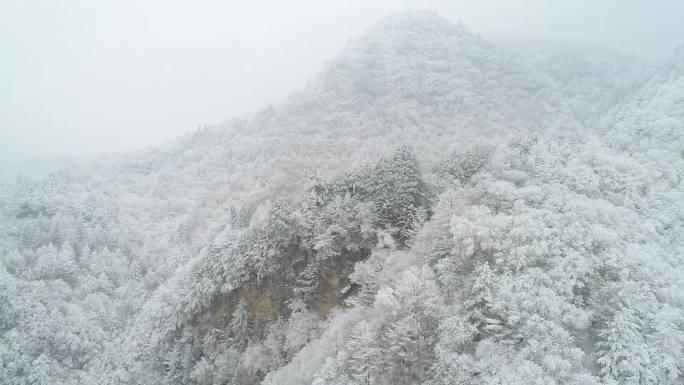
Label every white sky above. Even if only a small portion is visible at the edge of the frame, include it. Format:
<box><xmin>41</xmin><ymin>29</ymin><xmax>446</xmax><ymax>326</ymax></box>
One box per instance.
<box><xmin>1</xmin><ymin>0</ymin><xmax>683</xmax><ymax>164</ymax></box>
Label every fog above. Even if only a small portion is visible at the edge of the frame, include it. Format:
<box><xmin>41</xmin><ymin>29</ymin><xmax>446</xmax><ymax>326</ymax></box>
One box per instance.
<box><xmin>1</xmin><ymin>0</ymin><xmax>683</xmax><ymax>171</ymax></box>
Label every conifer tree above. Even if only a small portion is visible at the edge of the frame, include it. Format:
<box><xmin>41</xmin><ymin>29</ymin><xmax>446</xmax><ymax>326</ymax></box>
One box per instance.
<box><xmin>465</xmin><ymin>263</ymin><xmax>507</xmax><ymax>339</ymax></box>
<box><xmin>596</xmin><ymin>307</ymin><xmax>651</xmax><ymax>384</ymax></box>
<box><xmin>232</xmin><ymin>298</ymin><xmax>252</xmax><ymax>348</ymax></box>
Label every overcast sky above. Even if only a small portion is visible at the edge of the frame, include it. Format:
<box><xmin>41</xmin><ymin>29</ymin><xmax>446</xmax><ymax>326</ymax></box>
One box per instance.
<box><xmin>1</xmin><ymin>0</ymin><xmax>683</xmax><ymax>167</ymax></box>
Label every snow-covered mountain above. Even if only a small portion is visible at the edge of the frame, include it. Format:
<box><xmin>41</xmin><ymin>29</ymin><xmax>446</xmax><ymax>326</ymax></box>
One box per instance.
<box><xmin>1</xmin><ymin>11</ymin><xmax>682</xmax><ymax>385</ymax></box>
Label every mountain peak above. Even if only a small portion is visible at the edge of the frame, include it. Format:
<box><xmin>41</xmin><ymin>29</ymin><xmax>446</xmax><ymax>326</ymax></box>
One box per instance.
<box><xmin>361</xmin><ymin>10</ymin><xmax>475</xmax><ymax>47</ymax></box>
<box><xmin>287</xmin><ymin>11</ymin><xmax>581</xmax><ymax>139</ymax></box>
<box><xmin>312</xmin><ymin>12</ymin><xmax>495</xmax><ymax>100</ymax></box>
<box><xmin>369</xmin><ymin>10</ymin><xmax>467</xmax><ymax>35</ymax></box>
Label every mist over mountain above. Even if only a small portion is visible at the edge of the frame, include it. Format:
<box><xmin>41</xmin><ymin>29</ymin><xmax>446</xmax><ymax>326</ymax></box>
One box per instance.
<box><xmin>1</xmin><ymin>11</ymin><xmax>683</xmax><ymax>385</ymax></box>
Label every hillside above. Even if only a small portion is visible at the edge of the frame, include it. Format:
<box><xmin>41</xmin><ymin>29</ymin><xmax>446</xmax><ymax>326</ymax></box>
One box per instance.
<box><xmin>1</xmin><ymin>11</ymin><xmax>683</xmax><ymax>385</ymax></box>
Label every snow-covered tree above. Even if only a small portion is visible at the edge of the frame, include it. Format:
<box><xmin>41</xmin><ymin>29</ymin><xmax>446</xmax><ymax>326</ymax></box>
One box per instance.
<box><xmin>232</xmin><ymin>298</ymin><xmax>252</xmax><ymax>348</ymax></box>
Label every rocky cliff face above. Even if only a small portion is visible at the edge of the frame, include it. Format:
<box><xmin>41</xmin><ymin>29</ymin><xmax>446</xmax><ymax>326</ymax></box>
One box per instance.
<box><xmin>198</xmin><ymin>243</ymin><xmax>363</xmax><ymax>335</ymax></box>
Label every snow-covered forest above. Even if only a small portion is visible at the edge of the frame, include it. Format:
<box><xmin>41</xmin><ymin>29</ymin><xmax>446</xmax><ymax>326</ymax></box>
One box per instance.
<box><xmin>1</xmin><ymin>11</ymin><xmax>683</xmax><ymax>385</ymax></box>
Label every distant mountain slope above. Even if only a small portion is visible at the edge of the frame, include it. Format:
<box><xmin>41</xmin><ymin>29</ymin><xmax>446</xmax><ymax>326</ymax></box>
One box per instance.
<box><xmin>598</xmin><ymin>44</ymin><xmax>684</xmax><ymax>158</ymax></box>
<box><xmin>521</xmin><ymin>41</ymin><xmax>648</xmax><ymax>124</ymax></box>
<box><xmin>1</xmin><ymin>10</ymin><xmax>682</xmax><ymax>385</ymax></box>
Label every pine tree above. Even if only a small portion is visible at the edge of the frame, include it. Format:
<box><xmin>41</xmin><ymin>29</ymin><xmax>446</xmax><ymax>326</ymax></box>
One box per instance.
<box><xmin>231</xmin><ymin>298</ymin><xmax>252</xmax><ymax>348</ymax></box>
<box><xmin>465</xmin><ymin>263</ymin><xmax>507</xmax><ymax>339</ymax></box>
<box><xmin>384</xmin><ymin>315</ymin><xmax>431</xmax><ymax>385</ymax></box>
<box><xmin>57</xmin><ymin>241</ymin><xmax>78</xmax><ymax>283</ymax></box>
<box><xmin>596</xmin><ymin>307</ymin><xmax>651</xmax><ymax>384</ymax></box>
<box><xmin>346</xmin><ymin>320</ymin><xmax>381</xmax><ymax>385</ymax></box>
<box><xmin>294</xmin><ymin>263</ymin><xmax>320</xmax><ymax>304</ymax></box>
